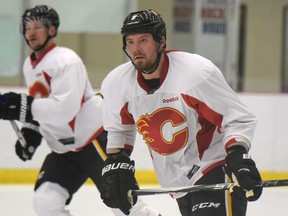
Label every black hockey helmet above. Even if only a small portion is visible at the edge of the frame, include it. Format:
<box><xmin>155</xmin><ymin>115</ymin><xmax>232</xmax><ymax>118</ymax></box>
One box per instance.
<box><xmin>21</xmin><ymin>5</ymin><xmax>60</xmax><ymax>37</ymax></box>
<box><xmin>121</xmin><ymin>9</ymin><xmax>166</xmax><ymax>48</ymax></box>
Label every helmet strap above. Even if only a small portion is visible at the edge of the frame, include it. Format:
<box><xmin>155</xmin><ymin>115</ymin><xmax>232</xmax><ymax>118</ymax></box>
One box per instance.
<box><xmin>142</xmin><ymin>42</ymin><xmax>163</xmax><ymax>74</ymax></box>
<box><xmin>123</xmin><ymin>46</ymin><xmax>132</xmax><ymax>61</ymax></box>
<box><xmin>141</xmin><ymin>52</ymin><xmax>161</xmax><ymax>74</ymax></box>
<box><xmin>35</xmin><ymin>35</ymin><xmax>51</xmax><ymax>52</ymax></box>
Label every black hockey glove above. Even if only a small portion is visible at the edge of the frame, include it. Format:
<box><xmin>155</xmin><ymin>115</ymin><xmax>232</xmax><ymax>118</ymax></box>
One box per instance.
<box><xmin>0</xmin><ymin>92</ymin><xmax>33</xmax><ymax>123</ymax></box>
<box><xmin>101</xmin><ymin>155</ymin><xmax>139</xmax><ymax>215</ymax></box>
<box><xmin>225</xmin><ymin>146</ymin><xmax>262</xmax><ymax>201</ymax></box>
<box><xmin>15</xmin><ymin>121</ymin><xmax>42</xmax><ymax>161</ymax></box>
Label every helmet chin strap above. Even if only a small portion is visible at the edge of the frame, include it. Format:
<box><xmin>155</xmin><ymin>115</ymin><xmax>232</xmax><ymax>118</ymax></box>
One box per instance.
<box><xmin>33</xmin><ymin>36</ymin><xmax>52</xmax><ymax>52</ymax></box>
<box><xmin>141</xmin><ymin>50</ymin><xmax>162</xmax><ymax>74</ymax></box>
<box><xmin>25</xmin><ymin>34</ymin><xmax>52</xmax><ymax>52</ymax></box>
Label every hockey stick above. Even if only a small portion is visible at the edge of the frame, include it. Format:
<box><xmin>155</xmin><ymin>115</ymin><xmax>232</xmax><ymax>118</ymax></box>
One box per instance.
<box><xmin>131</xmin><ymin>179</ymin><xmax>288</xmax><ymax>196</ymax></box>
<box><xmin>0</xmin><ymin>93</ymin><xmax>27</xmax><ymax>148</ymax></box>
<box><xmin>10</xmin><ymin>120</ymin><xmax>27</xmax><ymax>148</ymax></box>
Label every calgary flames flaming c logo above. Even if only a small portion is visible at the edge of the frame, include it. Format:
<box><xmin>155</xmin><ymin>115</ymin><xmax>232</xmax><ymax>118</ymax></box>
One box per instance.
<box><xmin>136</xmin><ymin>107</ymin><xmax>188</xmax><ymax>155</ymax></box>
<box><xmin>29</xmin><ymin>81</ymin><xmax>49</xmax><ymax>98</ymax></box>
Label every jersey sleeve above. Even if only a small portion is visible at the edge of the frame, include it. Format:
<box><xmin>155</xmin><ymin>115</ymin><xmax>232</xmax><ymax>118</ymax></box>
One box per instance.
<box><xmin>188</xmin><ymin>60</ymin><xmax>257</xmax><ymax>150</ymax></box>
<box><xmin>101</xmin><ymin>69</ymin><xmax>136</xmax><ymax>151</ymax></box>
<box><xmin>31</xmin><ymin>60</ymin><xmax>88</xmax><ymax>125</ymax></box>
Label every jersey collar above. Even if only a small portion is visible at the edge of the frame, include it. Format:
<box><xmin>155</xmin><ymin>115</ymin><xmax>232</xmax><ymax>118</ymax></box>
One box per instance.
<box><xmin>30</xmin><ymin>42</ymin><xmax>57</xmax><ymax>68</ymax></box>
<box><xmin>137</xmin><ymin>51</ymin><xmax>169</xmax><ymax>94</ymax></box>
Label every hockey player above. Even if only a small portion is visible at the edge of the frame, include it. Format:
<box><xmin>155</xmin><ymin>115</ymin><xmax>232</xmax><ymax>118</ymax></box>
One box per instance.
<box><xmin>100</xmin><ymin>9</ymin><xmax>263</xmax><ymax>216</ymax></box>
<box><xmin>0</xmin><ymin>5</ymin><xmax>160</xmax><ymax>216</ymax></box>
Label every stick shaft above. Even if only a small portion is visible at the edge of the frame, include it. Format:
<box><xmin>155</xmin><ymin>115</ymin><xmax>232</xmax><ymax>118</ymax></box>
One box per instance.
<box><xmin>131</xmin><ymin>179</ymin><xmax>288</xmax><ymax>196</ymax></box>
<box><xmin>10</xmin><ymin>120</ymin><xmax>26</xmax><ymax>148</ymax></box>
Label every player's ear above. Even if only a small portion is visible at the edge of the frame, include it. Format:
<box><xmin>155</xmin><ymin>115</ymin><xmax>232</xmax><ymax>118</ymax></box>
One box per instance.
<box><xmin>48</xmin><ymin>25</ymin><xmax>57</xmax><ymax>37</ymax></box>
<box><xmin>160</xmin><ymin>36</ymin><xmax>166</xmax><ymax>50</ymax></box>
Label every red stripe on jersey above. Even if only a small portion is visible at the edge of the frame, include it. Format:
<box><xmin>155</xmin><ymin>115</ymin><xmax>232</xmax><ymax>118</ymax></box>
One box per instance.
<box><xmin>224</xmin><ymin>138</ymin><xmax>237</xmax><ymax>151</ymax></box>
<box><xmin>68</xmin><ymin>118</ymin><xmax>76</xmax><ymax>132</ymax></box>
<box><xmin>202</xmin><ymin>159</ymin><xmax>225</xmax><ymax>175</ymax></box>
<box><xmin>75</xmin><ymin>126</ymin><xmax>104</xmax><ymax>151</ymax></box>
<box><xmin>120</xmin><ymin>102</ymin><xmax>135</xmax><ymax>125</ymax></box>
<box><xmin>68</xmin><ymin>95</ymin><xmax>85</xmax><ymax>132</ymax></box>
<box><xmin>43</xmin><ymin>71</ymin><xmax>52</xmax><ymax>86</ymax></box>
<box><xmin>181</xmin><ymin>94</ymin><xmax>223</xmax><ymax>159</ymax></box>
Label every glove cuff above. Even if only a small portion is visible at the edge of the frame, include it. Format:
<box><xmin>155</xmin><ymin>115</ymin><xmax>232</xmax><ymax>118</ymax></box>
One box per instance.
<box><xmin>225</xmin><ymin>149</ymin><xmax>253</xmax><ymax>168</ymax></box>
<box><xmin>21</xmin><ymin>121</ymin><xmax>42</xmax><ymax>148</ymax></box>
<box><xmin>22</xmin><ymin>120</ymin><xmax>40</xmax><ymax>134</ymax></box>
<box><xmin>102</xmin><ymin>155</ymin><xmax>135</xmax><ymax>176</ymax></box>
<box><xmin>226</xmin><ymin>145</ymin><xmax>247</xmax><ymax>154</ymax></box>
<box><xmin>19</xmin><ymin>94</ymin><xmax>33</xmax><ymax>123</ymax></box>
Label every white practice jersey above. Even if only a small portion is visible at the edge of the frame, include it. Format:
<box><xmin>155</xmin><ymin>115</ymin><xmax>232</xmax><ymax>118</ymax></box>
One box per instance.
<box><xmin>101</xmin><ymin>50</ymin><xmax>257</xmax><ymax>197</ymax></box>
<box><xmin>23</xmin><ymin>43</ymin><xmax>103</xmax><ymax>153</ymax></box>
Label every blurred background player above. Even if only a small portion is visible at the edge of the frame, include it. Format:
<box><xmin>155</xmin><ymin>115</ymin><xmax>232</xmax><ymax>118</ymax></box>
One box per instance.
<box><xmin>100</xmin><ymin>9</ymin><xmax>263</xmax><ymax>216</ymax></box>
<box><xmin>0</xmin><ymin>5</ymin><xmax>160</xmax><ymax>216</ymax></box>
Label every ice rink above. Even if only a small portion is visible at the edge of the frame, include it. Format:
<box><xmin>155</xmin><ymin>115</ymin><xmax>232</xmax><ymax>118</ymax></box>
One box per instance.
<box><xmin>0</xmin><ymin>184</ymin><xmax>288</xmax><ymax>216</ymax></box>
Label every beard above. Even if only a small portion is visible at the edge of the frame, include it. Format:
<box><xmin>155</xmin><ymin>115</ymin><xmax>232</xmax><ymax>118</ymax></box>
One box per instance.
<box><xmin>132</xmin><ymin>56</ymin><xmax>159</xmax><ymax>74</ymax></box>
<box><xmin>28</xmin><ymin>39</ymin><xmax>47</xmax><ymax>52</ymax></box>
<box><xmin>30</xmin><ymin>43</ymin><xmax>43</xmax><ymax>51</ymax></box>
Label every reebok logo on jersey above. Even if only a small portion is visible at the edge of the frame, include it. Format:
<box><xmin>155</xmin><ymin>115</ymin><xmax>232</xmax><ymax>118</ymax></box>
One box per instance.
<box><xmin>192</xmin><ymin>202</ymin><xmax>221</xmax><ymax>212</ymax></box>
<box><xmin>102</xmin><ymin>162</ymin><xmax>135</xmax><ymax>175</ymax></box>
<box><xmin>36</xmin><ymin>71</ymin><xmax>43</xmax><ymax>77</ymax></box>
<box><xmin>162</xmin><ymin>96</ymin><xmax>179</xmax><ymax>104</ymax></box>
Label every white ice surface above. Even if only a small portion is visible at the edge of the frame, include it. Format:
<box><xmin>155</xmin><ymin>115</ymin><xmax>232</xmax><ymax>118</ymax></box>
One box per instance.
<box><xmin>0</xmin><ymin>184</ymin><xmax>287</xmax><ymax>216</ymax></box>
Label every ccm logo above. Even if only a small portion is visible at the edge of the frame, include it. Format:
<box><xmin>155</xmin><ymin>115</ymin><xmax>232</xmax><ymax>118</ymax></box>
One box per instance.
<box><xmin>192</xmin><ymin>202</ymin><xmax>221</xmax><ymax>212</ymax></box>
<box><xmin>102</xmin><ymin>162</ymin><xmax>135</xmax><ymax>175</ymax></box>
<box><xmin>162</xmin><ymin>96</ymin><xmax>179</xmax><ymax>104</ymax></box>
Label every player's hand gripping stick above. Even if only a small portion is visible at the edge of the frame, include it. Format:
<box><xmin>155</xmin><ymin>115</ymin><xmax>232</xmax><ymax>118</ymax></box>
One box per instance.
<box><xmin>101</xmin><ymin>155</ymin><xmax>139</xmax><ymax>215</ymax></box>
